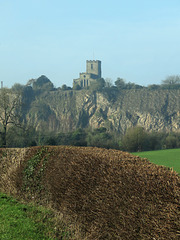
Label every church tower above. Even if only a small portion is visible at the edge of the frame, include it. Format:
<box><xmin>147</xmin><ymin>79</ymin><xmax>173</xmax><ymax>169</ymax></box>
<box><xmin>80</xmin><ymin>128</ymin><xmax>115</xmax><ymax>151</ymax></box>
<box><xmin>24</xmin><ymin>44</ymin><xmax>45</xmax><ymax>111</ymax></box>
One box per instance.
<box><xmin>86</xmin><ymin>60</ymin><xmax>101</xmax><ymax>78</ymax></box>
<box><xmin>73</xmin><ymin>60</ymin><xmax>102</xmax><ymax>88</ymax></box>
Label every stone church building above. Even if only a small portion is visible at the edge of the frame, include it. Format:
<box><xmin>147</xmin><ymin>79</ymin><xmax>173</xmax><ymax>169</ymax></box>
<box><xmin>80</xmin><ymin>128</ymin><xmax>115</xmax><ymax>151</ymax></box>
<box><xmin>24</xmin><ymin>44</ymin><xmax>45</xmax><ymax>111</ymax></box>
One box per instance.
<box><xmin>73</xmin><ymin>60</ymin><xmax>101</xmax><ymax>88</ymax></box>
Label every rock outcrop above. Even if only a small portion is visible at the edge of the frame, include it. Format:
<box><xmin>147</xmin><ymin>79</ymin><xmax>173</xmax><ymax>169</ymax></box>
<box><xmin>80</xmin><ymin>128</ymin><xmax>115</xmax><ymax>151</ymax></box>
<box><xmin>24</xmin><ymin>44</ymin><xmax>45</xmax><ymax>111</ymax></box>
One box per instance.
<box><xmin>26</xmin><ymin>89</ymin><xmax>180</xmax><ymax>134</ymax></box>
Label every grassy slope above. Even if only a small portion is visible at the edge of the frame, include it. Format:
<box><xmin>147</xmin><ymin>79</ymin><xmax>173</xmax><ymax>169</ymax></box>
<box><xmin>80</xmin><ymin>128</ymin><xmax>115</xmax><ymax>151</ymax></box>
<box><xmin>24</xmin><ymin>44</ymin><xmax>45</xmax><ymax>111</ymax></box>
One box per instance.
<box><xmin>132</xmin><ymin>148</ymin><xmax>180</xmax><ymax>174</ymax></box>
<box><xmin>0</xmin><ymin>192</ymin><xmax>69</xmax><ymax>240</ymax></box>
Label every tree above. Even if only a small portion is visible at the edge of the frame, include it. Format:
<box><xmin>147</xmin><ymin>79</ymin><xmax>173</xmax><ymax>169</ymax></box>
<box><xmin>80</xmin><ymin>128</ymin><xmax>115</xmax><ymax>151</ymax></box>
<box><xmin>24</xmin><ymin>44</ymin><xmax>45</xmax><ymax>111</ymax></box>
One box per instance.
<box><xmin>105</xmin><ymin>78</ymin><xmax>113</xmax><ymax>88</ymax></box>
<box><xmin>115</xmin><ymin>78</ymin><xmax>126</xmax><ymax>89</ymax></box>
<box><xmin>12</xmin><ymin>83</ymin><xmax>34</xmax><ymax>108</ymax></box>
<box><xmin>164</xmin><ymin>135</ymin><xmax>177</xmax><ymax>149</ymax></box>
<box><xmin>61</xmin><ymin>84</ymin><xmax>72</xmax><ymax>90</ymax></box>
<box><xmin>121</xmin><ymin>126</ymin><xmax>149</xmax><ymax>152</ymax></box>
<box><xmin>32</xmin><ymin>75</ymin><xmax>54</xmax><ymax>91</ymax></box>
<box><xmin>6</xmin><ymin>125</ymin><xmax>37</xmax><ymax>148</ymax></box>
<box><xmin>147</xmin><ymin>84</ymin><xmax>161</xmax><ymax>90</ymax></box>
<box><xmin>11</xmin><ymin>83</ymin><xmax>25</xmax><ymax>93</ymax></box>
<box><xmin>125</xmin><ymin>82</ymin><xmax>143</xmax><ymax>89</ymax></box>
<box><xmin>0</xmin><ymin>88</ymin><xmax>22</xmax><ymax>147</ymax></box>
<box><xmin>73</xmin><ymin>83</ymin><xmax>82</xmax><ymax>90</ymax></box>
<box><xmin>71</xmin><ymin>128</ymin><xmax>87</xmax><ymax>146</ymax></box>
<box><xmin>162</xmin><ymin>75</ymin><xmax>180</xmax><ymax>85</ymax></box>
<box><xmin>86</xmin><ymin>127</ymin><xmax>119</xmax><ymax>149</ymax></box>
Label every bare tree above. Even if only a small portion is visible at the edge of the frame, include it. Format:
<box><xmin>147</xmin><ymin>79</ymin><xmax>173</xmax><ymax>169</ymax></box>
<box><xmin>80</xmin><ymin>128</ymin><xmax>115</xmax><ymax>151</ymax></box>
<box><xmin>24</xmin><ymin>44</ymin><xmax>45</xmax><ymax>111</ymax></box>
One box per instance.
<box><xmin>162</xmin><ymin>75</ymin><xmax>180</xmax><ymax>85</ymax></box>
<box><xmin>0</xmin><ymin>88</ymin><xmax>22</xmax><ymax>147</ymax></box>
<box><xmin>105</xmin><ymin>78</ymin><xmax>113</xmax><ymax>88</ymax></box>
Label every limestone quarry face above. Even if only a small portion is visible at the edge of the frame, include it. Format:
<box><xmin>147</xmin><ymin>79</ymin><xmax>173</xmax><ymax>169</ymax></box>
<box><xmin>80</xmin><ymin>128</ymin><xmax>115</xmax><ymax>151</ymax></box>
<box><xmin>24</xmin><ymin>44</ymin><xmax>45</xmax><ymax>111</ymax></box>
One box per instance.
<box><xmin>26</xmin><ymin>89</ymin><xmax>180</xmax><ymax>134</ymax></box>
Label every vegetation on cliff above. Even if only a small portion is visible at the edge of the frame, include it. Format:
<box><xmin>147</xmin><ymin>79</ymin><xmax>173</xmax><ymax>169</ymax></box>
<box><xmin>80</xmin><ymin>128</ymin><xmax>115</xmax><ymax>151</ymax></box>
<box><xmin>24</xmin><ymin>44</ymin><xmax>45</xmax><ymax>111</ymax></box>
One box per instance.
<box><xmin>0</xmin><ymin>75</ymin><xmax>180</xmax><ymax>149</ymax></box>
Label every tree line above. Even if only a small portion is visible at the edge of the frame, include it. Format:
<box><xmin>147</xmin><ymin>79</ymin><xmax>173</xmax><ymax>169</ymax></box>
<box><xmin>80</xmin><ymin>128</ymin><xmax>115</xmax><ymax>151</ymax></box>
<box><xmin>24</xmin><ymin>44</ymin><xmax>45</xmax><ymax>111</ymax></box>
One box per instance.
<box><xmin>1</xmin><ymin>120</ymin><xmax>180</xmax><ymax>152</ymax></box>
<box><xmin>10</xmin><ymin>73</ymin><xmax>180</xmax><ymax>96</ymax></box>
<box><xmin>22</xmin><ymin>73</ymin><xmax>180</xmax><ymax>92</ymax></box>
<box><xmin>73</xmin><ymin>75</ymin><xmax>180</xmax><ymax>92</ymax></box>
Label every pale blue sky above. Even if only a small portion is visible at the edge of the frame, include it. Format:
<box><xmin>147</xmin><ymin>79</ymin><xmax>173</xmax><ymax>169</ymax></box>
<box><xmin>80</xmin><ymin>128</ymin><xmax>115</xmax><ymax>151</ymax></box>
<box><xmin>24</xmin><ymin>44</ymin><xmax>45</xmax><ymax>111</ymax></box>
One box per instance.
<box><xmin>1</xmin><ymin>0</ymin><xmax>180</xmax><ymax>87</ymax></box>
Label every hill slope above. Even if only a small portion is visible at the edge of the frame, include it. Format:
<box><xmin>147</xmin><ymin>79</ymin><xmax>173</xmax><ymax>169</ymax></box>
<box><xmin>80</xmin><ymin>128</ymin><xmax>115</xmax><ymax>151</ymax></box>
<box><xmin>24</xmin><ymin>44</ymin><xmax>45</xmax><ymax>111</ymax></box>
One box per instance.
<box><xmin>0</xmin><ymin>146</ymin><xmax>179</xmax><ymax>239</ymax></box>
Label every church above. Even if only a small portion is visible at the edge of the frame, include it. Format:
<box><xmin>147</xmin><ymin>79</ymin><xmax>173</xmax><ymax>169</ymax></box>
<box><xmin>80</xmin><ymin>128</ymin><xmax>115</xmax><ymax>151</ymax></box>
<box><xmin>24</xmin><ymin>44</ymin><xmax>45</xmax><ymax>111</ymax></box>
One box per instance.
<box><xmin>73</xmin><ymin>60</ymin><xmax>101</xmax><ymax>88</ymax></box>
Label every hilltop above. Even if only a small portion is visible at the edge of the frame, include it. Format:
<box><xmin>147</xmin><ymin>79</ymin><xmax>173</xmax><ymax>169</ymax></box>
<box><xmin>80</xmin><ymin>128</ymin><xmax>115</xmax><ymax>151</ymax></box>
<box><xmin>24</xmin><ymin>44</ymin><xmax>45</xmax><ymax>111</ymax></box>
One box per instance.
<box><xmin>1</xmin><ymin>75</ymin><xmax>180</xmax><ymax>149</ymax></box>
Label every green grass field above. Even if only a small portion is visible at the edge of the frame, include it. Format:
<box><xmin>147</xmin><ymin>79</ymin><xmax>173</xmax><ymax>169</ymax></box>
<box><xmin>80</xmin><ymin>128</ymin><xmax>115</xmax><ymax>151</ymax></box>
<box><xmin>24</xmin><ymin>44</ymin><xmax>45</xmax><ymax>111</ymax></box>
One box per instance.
<box><xmin>0</xmin><ymin>192</ymin><xmax>71</xmax><ymax>240</ymax></box>
<box><xmin>132</xmin><ymin>148</ymin><xmax>180</xmax><ymax>174</ymax></box>
<box><xmin>0</xmin><ymin>192</ymin><xmax>56</xmax><ymax>240</ymax></box>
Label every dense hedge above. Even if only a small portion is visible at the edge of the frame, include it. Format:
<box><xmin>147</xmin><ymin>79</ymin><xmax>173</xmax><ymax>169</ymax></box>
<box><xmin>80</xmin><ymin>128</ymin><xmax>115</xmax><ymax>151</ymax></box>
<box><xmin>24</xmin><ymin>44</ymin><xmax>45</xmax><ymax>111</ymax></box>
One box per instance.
<box><xmin>0</xmin><ymin>146</ymin><xmax>179</xmax><ymax>239</ymax></box>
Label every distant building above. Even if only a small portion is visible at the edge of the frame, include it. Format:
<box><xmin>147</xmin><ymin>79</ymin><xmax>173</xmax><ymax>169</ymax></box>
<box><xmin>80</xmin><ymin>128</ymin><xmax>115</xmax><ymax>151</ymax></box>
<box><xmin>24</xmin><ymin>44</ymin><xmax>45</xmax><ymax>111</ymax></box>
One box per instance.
<box><xmin>73</xmin><ymin>60</ymin><xmax>101</xmax><ymax>88</ymax></box>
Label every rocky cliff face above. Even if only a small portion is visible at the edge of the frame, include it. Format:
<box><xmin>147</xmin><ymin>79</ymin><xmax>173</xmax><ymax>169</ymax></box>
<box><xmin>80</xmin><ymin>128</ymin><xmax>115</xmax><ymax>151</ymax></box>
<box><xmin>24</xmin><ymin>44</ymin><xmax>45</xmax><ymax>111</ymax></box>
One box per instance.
<box><xmin>26</xmin><ymin>89</ymin><xmax>180</xmax><ymax>135</ymax></box>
